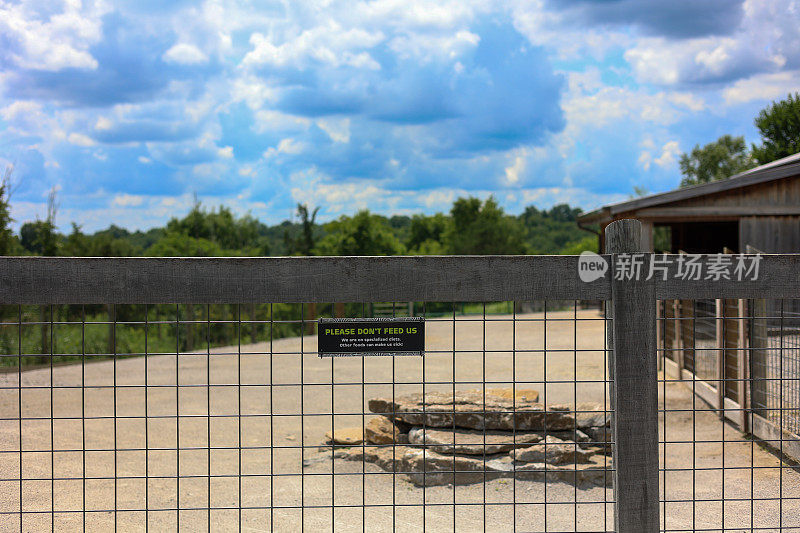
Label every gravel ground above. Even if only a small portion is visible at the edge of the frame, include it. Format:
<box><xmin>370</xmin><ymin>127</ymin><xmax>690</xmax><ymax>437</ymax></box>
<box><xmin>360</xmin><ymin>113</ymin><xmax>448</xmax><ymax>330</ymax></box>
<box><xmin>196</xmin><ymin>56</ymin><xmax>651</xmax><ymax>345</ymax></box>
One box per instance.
<box><xmin>0</xmin><ymin>309</ymin><xmax>798</xmax><ymax>531</ymax></box>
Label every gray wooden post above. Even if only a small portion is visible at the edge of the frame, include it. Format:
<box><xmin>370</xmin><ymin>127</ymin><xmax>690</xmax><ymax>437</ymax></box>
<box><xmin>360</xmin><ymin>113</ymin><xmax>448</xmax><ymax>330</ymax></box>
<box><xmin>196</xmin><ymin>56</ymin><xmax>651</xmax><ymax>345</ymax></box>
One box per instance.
<box><xmin>606</xmin><ymin>219</ymin><xmax>660</xmax><ymax>532</ymax></box>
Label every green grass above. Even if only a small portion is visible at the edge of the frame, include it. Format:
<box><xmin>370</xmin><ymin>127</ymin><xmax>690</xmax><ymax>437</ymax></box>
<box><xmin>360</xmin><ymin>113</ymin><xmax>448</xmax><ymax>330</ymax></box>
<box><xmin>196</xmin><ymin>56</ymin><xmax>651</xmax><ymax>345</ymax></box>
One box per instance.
<box><xmin>0</xmin><ymin>300</ymin><xmax>568</xmax><ymax>369</ymax></box>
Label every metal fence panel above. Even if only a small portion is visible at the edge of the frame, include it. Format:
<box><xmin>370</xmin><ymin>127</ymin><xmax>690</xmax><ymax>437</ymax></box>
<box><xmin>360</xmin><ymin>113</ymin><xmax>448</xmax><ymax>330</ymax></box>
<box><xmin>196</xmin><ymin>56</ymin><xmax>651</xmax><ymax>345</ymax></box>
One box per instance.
<box><xmin>1</xmin><ymin>300</ymin><xmax>615</xmax><ymax>531</ymax></box>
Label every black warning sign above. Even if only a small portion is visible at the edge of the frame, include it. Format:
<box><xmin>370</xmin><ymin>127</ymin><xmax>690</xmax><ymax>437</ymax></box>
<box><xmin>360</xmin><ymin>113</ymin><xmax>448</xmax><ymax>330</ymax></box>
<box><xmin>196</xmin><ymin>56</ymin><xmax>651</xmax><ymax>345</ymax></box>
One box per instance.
<box><xmin>317</xmin><ymin>317</ymin><xmax>424</xmax><ymax>357</ymax></box>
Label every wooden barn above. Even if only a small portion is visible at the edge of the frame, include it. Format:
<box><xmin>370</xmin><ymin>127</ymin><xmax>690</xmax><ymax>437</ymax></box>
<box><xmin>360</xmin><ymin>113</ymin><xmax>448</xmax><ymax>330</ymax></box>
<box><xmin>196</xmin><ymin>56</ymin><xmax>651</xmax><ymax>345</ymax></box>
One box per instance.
<box><xmin>577</xmin><ymin>152</ymin><xmax>800</xmax><ymax>254</ymax></box>
<box><xmin>578</xmin><ymin>151</ymin><xmax>800</xmax><ymax>459</ymax></box>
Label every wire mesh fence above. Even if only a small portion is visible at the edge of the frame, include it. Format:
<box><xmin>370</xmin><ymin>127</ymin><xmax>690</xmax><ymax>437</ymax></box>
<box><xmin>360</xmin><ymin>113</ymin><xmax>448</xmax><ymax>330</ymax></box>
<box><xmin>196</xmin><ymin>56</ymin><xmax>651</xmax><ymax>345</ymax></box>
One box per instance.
<box><xmin>751</xmin><ymin>302</ymin><xmax>800</xmax><ymax>437</ymax></box>
<box><xmin>659</xmin><ymin>298</ymin><xmax>800</xmax><ymax>531</ymax></box>
<box><xmin>0</xmin><ymin>300</ymin><xmax>615</xmax><ymax>531</ymax></box>
<box><xmin>4</xmin><ymin>243</ymin><xmax>800</xmax><ymax>531</ymax></box>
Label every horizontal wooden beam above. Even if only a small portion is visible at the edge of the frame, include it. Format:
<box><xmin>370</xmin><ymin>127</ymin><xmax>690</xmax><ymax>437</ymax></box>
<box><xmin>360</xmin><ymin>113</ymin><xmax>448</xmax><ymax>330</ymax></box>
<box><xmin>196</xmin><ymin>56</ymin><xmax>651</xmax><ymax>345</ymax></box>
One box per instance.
<box><xmin>654</xmin><ymin>254</ymin><xmax>800</xmax><ymax>299</ymax></box>
<box><xmin>3</xmin><ymin>253</ymin><xmax>799</xmax><ymax>304</ymax></box>
<box><xmin>0</xmin><ymin>256</ymin><xmax>610</xmax><ymax>304</ymax></box>
<box><xmin>633</xmin><ymin>205</ymin><xmax>800</xmax><ymax>220</ymax></box>
<box><xmin>751</xmin><ymin>413</ymin><xmax>800</xmax><ymax>462</ymax></box>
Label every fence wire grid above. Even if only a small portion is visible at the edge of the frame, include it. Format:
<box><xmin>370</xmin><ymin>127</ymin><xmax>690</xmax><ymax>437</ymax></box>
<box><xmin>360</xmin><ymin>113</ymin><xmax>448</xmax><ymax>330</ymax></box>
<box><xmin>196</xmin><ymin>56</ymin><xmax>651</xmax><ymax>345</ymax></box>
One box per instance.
<box><xmin>1</xmin><ymin>301</ymin><xmax>615</xmax><ymax>532</ymax></box>
<box><xmin>659</xmin><ymin>298</ymin><xmax>800</xmax><ymax>531</ymax></box>
<box><xmin>4</xmin><ymin>249</ymin><xmax>800</xmax><ymax>532</ymax></box>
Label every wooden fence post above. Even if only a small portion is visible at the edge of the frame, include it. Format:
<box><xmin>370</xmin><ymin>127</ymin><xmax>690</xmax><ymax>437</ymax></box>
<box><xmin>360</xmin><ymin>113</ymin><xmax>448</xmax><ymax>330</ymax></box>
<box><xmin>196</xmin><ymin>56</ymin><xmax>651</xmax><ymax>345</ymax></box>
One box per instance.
<box><xmin>674</xmin><ymin>300</ymin><xmax>684</xmax><ymax>377</ymax></box>
<box><xmin>606</xmin><ymin>219</ymin><xmax>660</xmax><ymax>532</ymax></box>
<box><xmin>656</xmin><ymin>300</ymin><xmax>663</xmax><ymax>372</ymax></box>
<box><xmin>737</xmin><ymin>298</ymin><xmax>748</xmax><ymax>432</ymax></box>
<box><xmin>750</xmin><ymin>298</ymin><xmax>768</xmax><ymax>419</ymax></box>
<box><xmin>716</xmin><ymin>298</ymin><xmax>725</xmax><ymax>418</ymax></box>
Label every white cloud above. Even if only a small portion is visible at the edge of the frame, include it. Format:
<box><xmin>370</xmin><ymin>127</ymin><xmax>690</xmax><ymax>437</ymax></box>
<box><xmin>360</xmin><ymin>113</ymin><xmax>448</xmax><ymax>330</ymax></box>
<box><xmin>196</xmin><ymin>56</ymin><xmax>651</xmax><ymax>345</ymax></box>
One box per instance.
<box><xmin>94</xmin><ymin>116</ymin><xmax>113</xmax><ymax>131</ymax></box>
<box><xmin>0</xmin><ymin>0</ymin><xmax>104</xmax><ymax>70</ymax></box>
<box><xmin>0</xmin><ymin>101</ymin><xmax>43</xmax><ymax>121</ymax></box>
<box><xmin>503</xmin><ymin>149</ymin><xmax>527</xmax><ymax>185</ymax></box>
<box><xmin>723</xmin><ymin>70</ymin><xmax>800</xmax><ymax>104</ymax></box>
<box><xmin>243</xmin><ymin>22</ymin><xmax>384</xmax><ymax>69</ymax></box>
<box><xmin>655</xmin><ymin>141</ymin><xmax>681</xmax><ymax>168</ymax></box>
<box><xmin>253</xmin><ymin>110</ymin><xmax>311</xmax><ymax>133</ymax></box>
<box><xmin>264</xmin><ymin>138</ymin><xmax>306</xmax><ymax>158</ymax></box>
<box><xmin>357</xmin><ymin>0</ymin><xmax>478</xmax><ymax>29</ymax></box>
<box><xmin>638</xmin><ymin>150</ymin><xmax>653</xmax><ymax>171</ymax></box>
<box><xmin>668</xmin><ymin>92</ymin><xmax>706</xmax><ymax>111</ymax></box>
<box><xmin>563</xmin><ymin>71</ymin><xmax>691</xmax><ymax>128</ymax></box>
<box><xmin>138</xmin><ymin>156</ymin><xmax>152</xmax><ymax>164</ymax></box>
<box><xmin>112</xmin><ymin>194</ymin><xmax>144</xmax><ymax>207</ymax></box>
<box><xmin>388</xmin><ymin>29</ymin><xmax>480</xmax><ymax>62</ymax></box>
<box><xmin>217</xmin><ymin>146</ymin><xmax>234</xmax><ymax>158</ymax></box>
<box><xmin>232</xmin><ymin>77</ymin><xmax>276</xmax><ymax>110</ymax></box>
<box><xmin>317</xmin><ymin>118</ymin><xmax>351</xmax><ymax>143</ymax></box>
<box><xmin>622</xmin><ymin>1</ymin><xmax>800</xmax><ymax>88</ymax></box>
<box><xmin>638</xmin><ymin>139</ymin><xmax>681</xmax><ymax>171</ymax></box>
<box><xmin>67</xmin><ymin>133</ymin><xmax>96</xmax><ymax>147</ymax></box>
<box><xmin>511</xmin><ymin>0</ymin><xmax>631</xmax><ymax>61</ymax></box>
<box><xmin>163</xmin><ymin>43</ymin><xmax>209</xmax><ymax>65</ymax></box>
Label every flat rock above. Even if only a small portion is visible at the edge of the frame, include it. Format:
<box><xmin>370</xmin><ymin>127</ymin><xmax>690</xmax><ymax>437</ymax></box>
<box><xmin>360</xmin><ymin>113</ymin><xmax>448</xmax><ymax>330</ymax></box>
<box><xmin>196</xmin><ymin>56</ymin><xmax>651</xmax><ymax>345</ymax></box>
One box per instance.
<box><xmin>484</xmin><ymin>388</ymin><xmax>539</xmax><ymax>403</ymax></box>
<box><xmin>581</xmin><ymin>426</ymin><xmax>612</xmax><ymax>454</ymax></box>
<box><xmin>401</xmin><ymin>447</ymin><xmax>506</xmax><ymax>486</ymax></box>
<box><xmin>510</xmin><ymin>435</ymin><xmax>594</xmax><ymax>465</ymax></box>
<box><xmin>324</xmin><ymin>427</ymin><xmax>363</xmax><ymax>445</ymax></box>
<box><xmin>549</xmin><ymin>429</ymin><xmax>591</xmax><ymax>443</ymax></box>
<box><xmin>365</xmin><ymin>416</ymin><xmax>409</xmax><ymax>445</ymax></box>
<box><xmin>334</xmin><ymin>445</ymin><xmax>411</xmax><ymax>473</ymax></box>
<box><xmin>574</xmin><ymin>404</ymin><xmax>611</xmax><ymax>428</ymax></box>
<box><xmin>369</xmin><ymin>391</ymin><xmax>578</xmax><ymax>431</ymax></box>
<box><xmin>487</xmin><ymin>455</ymin><xmax>613</xmax><ymax>488</ymax></box>
<box><xmin>333</xmin><ymin>445</ymin><xmax>610</xmax><ymax>487</ymax></box>
<box><xmin>407</xmin><ymin>426</ymin><xmax>542</xmax><ymax>455</ymax></box>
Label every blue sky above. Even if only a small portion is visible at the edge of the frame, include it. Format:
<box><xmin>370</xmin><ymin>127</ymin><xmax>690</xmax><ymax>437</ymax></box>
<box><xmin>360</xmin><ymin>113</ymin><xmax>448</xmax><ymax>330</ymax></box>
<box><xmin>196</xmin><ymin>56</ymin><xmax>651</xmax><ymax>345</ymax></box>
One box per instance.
<box><xmin>1</xmin><ymin>0</ymin><xmax>798</xmax><ymax>231</ymax></box>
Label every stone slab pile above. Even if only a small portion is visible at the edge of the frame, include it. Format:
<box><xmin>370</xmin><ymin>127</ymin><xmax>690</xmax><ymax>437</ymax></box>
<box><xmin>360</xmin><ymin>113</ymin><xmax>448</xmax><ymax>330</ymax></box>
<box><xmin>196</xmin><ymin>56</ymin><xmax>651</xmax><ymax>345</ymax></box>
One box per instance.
<box><xmin>320</xmin><ymin>388</ymin><xmax>613</xmax><ymax>487</ymax></box>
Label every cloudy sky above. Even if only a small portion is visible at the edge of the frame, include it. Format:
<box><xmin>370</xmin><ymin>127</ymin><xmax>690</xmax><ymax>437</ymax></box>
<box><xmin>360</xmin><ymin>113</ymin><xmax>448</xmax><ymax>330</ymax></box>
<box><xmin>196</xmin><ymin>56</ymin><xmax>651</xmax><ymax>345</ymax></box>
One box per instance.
<box><xmin>1</xmin><ymin>0</ymin><xmax>798</xmax><ymax>231</ymax></box>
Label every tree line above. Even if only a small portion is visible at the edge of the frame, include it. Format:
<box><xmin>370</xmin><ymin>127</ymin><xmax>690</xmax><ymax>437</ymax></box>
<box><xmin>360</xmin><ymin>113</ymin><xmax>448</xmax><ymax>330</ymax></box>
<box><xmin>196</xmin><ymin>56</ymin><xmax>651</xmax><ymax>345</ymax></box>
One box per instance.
<box><xmin>1</xmin><ymin>195</ymin><xmax>593</xmax><ymax>260</ymax></box>
<box><xmin>0</xmin><ymin>184</ymin><xmax>594</xmax><ymax>367</ymax></box>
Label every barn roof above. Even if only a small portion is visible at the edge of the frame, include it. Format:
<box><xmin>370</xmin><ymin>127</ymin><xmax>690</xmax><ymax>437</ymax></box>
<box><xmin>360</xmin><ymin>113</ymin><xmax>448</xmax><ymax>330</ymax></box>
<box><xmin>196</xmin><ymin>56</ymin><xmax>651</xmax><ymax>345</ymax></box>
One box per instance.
<box><xmin>578</xmin><ymin>152</ymin><xmax>800</xmax><ymax>225</ymax></box>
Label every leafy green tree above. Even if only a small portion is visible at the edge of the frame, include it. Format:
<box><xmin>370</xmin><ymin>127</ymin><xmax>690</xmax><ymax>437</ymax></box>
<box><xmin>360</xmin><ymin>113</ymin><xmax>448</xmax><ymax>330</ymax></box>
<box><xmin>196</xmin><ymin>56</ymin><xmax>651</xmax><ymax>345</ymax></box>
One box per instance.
<box><xmin>517</xmin><ymin>205</ymin><xmax>588</xmax><ymax>254</ymax></box>
<box><xmin>751</xmin><ymin>92</ymin><xmax>800</xmax><ymax>164</ymax></box>
<box><xmin>546</xmin><ymin>203</ymin><xmax>582</xmax><ymax>222</ymax></box>
<box><xmin>315</xmin><ymin>210</ymin><xmax>404</xmax><ymax>256</ymax></box>
<box><xmin>408</xmin><ymin>238</ymin><xmax>446</xmax><ymax>255</ymax></box>
<box><xmin>22</xmin><ymin>187</ymin><xmax>60</xmax><ymax>256</ymax></box>
<box><xmin>64</xmin><ymin>223</ymin><xmax>90</xmax><ymax>256</ymax></box>
<box><xmin>387</xmin><ymin>215</ymin><xmax>412</xmax><ymax>243</ymax></box>
<box><xmin>41</xmin><ymin>188</ymin><xmax>60</xmax><ymax>256</ymax></box>
<box><xmin>162</xmin><ymin>200</ymin><xmax>268</xmax><ymax>255</ymax></box>
<box><xmin>0</xmin><ymin>166</ymin><xmax>15</xmax><ymax>255</ymax></box>
<box><xmin>19</xmin><ymin>222</ymin><xmax>41</xmax><ymax>253</ymax></box>
<box><xmin>560</xmin><ymin>235</ymin><xmax>598</xmax><ymax>255</ymax></box>
<box><xmin>284</xmin><ymin>203</ymin><xmax>319</xmax><ymax>255</ymax></box>
<box><xmin>406</xmin><ymin>213</ymin><xmax>448</xmax><ymax>253</ymax></box>
<box><xmin>679</xmin><ymin>135</ymin><xmax>755</xmax><ymax>187</ymax></box>
<box><xmin>147</xmin><ymin>233</ymin><xmax>225</xmax><ymax>257</ymax></box>
<box><xmin>443</xmin><ymin>197</ymin><xmax>526</xmax><ymax>255</ymax></box>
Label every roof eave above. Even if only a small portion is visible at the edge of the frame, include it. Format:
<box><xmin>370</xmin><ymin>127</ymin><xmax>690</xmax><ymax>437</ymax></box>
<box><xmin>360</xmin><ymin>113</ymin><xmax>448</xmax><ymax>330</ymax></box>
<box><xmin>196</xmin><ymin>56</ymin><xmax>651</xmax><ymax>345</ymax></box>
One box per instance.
<box><xmin>578</xmin><ymin>156</ymin><xmax>800</xmax><ymax>222</ymax></box>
